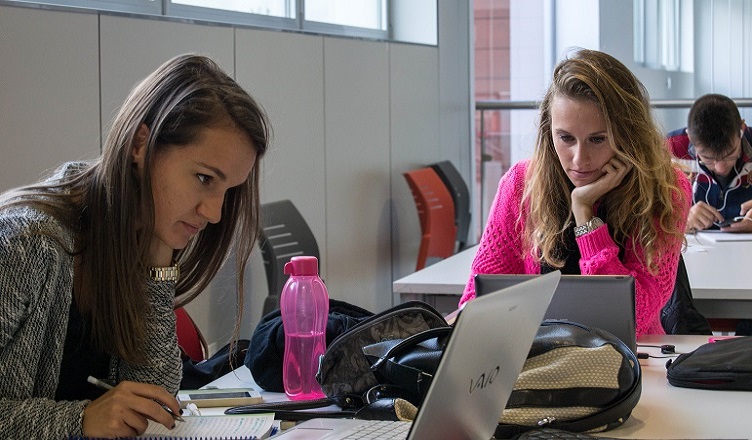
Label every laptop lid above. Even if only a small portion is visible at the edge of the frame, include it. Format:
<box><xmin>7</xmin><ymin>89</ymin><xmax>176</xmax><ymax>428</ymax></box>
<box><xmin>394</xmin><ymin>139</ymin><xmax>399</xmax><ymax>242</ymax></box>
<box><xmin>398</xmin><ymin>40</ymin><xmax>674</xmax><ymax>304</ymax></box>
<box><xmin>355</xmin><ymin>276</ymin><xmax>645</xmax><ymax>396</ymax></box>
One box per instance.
<box><xmin>474</xmin><ymin>274</ymin><xmax>636</xmax><ymax>353</ymax></box>
<box><xmin>274</xmin><ymin>271</ymin><xmax>561</xmax><ymax>440</ymax></box>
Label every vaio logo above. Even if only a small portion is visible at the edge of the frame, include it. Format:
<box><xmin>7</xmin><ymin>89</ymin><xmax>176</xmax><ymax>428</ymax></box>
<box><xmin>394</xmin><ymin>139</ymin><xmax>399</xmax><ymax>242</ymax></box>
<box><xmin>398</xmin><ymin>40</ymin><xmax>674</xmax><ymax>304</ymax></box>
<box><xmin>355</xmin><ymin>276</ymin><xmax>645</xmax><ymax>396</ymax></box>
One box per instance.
<box><xmin>469</xmin><ymin>366</ymin><xmax>500</xmax><ymax>394</ymax></box>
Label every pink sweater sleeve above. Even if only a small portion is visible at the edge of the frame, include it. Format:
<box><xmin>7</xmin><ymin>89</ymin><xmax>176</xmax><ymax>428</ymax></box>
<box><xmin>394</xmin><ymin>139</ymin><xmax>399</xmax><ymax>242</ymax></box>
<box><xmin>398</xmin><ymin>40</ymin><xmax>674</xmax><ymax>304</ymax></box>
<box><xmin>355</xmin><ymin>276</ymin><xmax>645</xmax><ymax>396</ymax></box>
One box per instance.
<box><xmin>459</xmin><ymin>161</ymin><xmax>538</xmax><ymax>307</ymax></box>
<box><xmin>575</xmin><ymin>168</ymin><xmax>692</xmax><ymax>336</ymax></box>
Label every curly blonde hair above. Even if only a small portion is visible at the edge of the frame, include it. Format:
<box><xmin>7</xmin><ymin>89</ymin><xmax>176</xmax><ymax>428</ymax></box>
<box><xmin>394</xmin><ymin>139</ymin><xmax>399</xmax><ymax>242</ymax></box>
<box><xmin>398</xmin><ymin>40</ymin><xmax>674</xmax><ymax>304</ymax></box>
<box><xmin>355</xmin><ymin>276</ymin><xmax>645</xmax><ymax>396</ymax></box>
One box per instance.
<box><xmin>523</xmin><ymin>49</ymin><xmax>685</xmax><ymax>273</ymax></box>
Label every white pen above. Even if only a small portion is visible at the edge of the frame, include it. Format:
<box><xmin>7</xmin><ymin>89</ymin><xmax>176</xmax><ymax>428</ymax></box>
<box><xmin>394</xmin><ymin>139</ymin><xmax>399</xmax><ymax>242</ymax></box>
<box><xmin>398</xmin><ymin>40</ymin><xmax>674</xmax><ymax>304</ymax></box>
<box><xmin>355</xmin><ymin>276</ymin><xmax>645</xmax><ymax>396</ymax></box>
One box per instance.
<box><xmin>86</xmin><ymin>375</ymin><xmax>184</xmax><ymax>422</ymax></box>
<box><xmin>86</xmin><ymin>375</ymin><xmax>114</xmax><ymax>390</ymax></box>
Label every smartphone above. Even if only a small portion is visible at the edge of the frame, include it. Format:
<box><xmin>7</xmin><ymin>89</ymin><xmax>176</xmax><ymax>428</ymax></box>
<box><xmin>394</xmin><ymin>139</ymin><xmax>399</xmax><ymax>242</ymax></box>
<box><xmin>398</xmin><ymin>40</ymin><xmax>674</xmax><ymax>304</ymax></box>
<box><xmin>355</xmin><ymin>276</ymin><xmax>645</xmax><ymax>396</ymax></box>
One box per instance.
<box><xmin>714</xmin><ymin>216</ymin><xmax>745</xmax><ymax>228</ymax></box>
<box><xmin>177</xmin><ymin>388</ymin><xmax>263</xmax><ymax>408</ymax></box>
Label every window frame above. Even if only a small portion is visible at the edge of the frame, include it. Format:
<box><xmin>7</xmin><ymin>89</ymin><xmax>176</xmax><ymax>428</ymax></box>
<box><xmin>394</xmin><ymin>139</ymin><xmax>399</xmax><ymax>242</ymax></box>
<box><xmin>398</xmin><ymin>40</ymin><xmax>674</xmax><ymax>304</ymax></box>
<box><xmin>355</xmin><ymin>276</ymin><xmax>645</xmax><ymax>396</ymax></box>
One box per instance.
<box><xmin>10</xmin><ymin>0</ymin><xmax>391</xmax><ymax>40</ymax></box>
<box><xmin>633</xmin><ymin>0</ymin><xmax>692</xmax><ymax>72</ymax></box>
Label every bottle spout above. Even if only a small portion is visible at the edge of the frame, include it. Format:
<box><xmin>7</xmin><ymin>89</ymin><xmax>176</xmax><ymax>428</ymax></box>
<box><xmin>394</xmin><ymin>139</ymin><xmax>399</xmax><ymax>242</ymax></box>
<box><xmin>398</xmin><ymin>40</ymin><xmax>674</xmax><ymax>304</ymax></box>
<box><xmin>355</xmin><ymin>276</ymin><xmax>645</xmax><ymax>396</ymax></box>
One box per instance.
<box><xmin>284</xmin><ymin>256</ymin><xmax>319</xmax><ymax>276</ymax></box>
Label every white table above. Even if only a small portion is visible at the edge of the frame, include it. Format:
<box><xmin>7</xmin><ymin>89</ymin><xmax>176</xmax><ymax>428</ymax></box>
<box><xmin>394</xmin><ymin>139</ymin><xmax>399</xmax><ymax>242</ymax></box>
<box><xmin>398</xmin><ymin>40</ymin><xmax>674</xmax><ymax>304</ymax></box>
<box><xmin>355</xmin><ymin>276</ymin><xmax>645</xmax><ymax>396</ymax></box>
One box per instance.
<box><xmin>202</xmin><ymin>335</ymin><xmax>752</xmax><ymax>439</ymax></box>
<box><xmin>595</xmin><ymin>335</ymin><xmax>752</xmax><ymax>439</ymax></box>
<box><xmin>393</xmin><ymin>235</ymin><xmax>752</xmax><ymax>319</ymax></box>
<box><xmin>683</xmin><ymin>233</ymin><xmax>752</xmax><ymax>318</ymax></box>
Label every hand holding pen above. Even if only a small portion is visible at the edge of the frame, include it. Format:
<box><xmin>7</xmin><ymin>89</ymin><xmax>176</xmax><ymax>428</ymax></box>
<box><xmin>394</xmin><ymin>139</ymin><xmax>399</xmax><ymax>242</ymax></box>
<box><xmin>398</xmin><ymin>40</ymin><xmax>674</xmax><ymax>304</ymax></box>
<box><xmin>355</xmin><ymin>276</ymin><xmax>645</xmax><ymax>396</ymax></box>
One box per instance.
<box><xmin>83</xmin><ymin>376</ymin><xmax>183</xmax><ymax>438</ymax></box>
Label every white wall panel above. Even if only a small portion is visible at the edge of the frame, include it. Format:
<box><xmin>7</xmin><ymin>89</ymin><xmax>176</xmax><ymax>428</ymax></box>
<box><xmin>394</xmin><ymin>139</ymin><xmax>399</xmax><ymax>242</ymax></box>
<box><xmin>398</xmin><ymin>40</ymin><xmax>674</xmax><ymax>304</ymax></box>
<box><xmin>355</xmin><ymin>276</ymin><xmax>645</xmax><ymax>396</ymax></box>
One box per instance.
<box><xmin>711</xmin><ymin>0</ymin><xmax>733</xmax><ymax>95</ymax></box>
<box><xmin>99</xmin><ymin>15</ymin><xmax>234</xmax><ymax>137</ymax></box>
<box><xmin>745</xmin><ymin>1</ymin><xmax>752</xmax><ymax>103</ymax></box>
<box><xmin>694</xmin><ymin>0</ymin><xmax>752</xmax><ymax>123</ymax></box>
<box><xmin>0</xmin><ymin>5</ymin><xmax>99</xmax><ymax>191</ymax></box>
<box><xmin>389</xmin><ymin>43</ymin><xmax>440</xmax><ymax>296</ymax></box>
<box><xmin>738</xmin><ymin>0</ymin><xmax>752</xmax><ymax>125</ymax></box>
<box><xmin>234</xmin><ymin>29</ymin><xmax>326</xmax><ymax>330</ymax></box>
<box><xmin>323</xmin><ymin>38</ymin><xmax>391</xmax><ymax>313</ymax></box>
<box><xmin>438</xmin><ymin>0</ymin><xmax>474</xmax><ymax>240</ymax></box>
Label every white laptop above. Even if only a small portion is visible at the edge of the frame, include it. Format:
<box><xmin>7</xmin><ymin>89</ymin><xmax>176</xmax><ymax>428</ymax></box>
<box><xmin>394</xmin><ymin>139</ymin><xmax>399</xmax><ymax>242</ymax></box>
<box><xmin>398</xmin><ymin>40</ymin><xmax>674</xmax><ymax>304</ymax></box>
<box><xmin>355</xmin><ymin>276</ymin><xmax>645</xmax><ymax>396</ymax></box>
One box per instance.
<box><xmin>271</xmin><ymin>271</ymin><xmax>561</xmax><ymax>440</ymax></box>
<box><xmin>474</xmin><ymin>274</ymin><xmax>636</xmax><ymax>353</ymax></box>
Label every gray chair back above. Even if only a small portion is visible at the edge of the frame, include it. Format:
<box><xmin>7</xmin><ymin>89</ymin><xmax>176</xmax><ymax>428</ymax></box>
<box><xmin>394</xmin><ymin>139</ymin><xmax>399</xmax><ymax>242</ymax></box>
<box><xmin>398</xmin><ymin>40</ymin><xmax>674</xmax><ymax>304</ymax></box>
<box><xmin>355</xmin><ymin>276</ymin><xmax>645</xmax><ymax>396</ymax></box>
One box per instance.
<box><xmin>259</xmin><ymin>200</ymin><xmax>320</xmax><ymax>315</ymax></box>
<box><xmin>430</xmin><ymin>160</ymin><xmax>471</xmax><ymax>250</ymax></box>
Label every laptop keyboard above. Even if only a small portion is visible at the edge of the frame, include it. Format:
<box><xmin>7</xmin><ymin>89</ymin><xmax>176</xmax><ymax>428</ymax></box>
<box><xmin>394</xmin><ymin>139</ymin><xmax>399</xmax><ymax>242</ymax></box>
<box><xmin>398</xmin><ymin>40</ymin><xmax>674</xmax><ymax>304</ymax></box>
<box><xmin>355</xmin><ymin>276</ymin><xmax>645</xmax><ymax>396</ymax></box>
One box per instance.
<box><xmin>341</xmin><ymin>420</ymin><xmax>412</xmax><ymax>439</ymax></box>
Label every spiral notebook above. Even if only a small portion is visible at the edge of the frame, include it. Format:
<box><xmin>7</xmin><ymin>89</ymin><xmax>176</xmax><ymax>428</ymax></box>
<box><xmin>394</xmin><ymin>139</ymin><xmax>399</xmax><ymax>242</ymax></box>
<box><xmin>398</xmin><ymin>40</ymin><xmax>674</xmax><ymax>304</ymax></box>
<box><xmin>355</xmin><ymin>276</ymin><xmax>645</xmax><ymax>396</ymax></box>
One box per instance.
<box><xmin>69</xmin><ymin>413</ymin><xmax>275</xmax><ymax>439</ymax></box>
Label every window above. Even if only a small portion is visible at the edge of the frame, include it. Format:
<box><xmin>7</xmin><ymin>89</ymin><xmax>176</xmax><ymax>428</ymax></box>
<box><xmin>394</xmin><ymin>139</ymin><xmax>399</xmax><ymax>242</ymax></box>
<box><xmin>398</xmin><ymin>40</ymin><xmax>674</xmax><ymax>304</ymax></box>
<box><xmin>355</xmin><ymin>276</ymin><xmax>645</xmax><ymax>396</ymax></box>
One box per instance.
<box><xmin>172</xmin><ymin>0</ymin><xmax>293</xmax><ymax>17</ymax></box>
<box><xmin>634</xmin><ymin>0</ymin><xmax>694</xmax><ymax>72</ymax></box>
<box><xmin>305</xmin><ymin>0</ymin><xmax>386</xmax><ymax>30</ymax></box>
<box><xmin>169</xmin><ymin>0</ymin><xmax>387</xmax><ymax>38</ymax></box>
<box><xmin>8</xmin><ymin>0</ymin><xmax>410</xmax><ymax>42</ymax></box>
<box><xmin>10</xmin><ymin>0</ymin><xmax>159</xmax><ymax>15</ymax></box>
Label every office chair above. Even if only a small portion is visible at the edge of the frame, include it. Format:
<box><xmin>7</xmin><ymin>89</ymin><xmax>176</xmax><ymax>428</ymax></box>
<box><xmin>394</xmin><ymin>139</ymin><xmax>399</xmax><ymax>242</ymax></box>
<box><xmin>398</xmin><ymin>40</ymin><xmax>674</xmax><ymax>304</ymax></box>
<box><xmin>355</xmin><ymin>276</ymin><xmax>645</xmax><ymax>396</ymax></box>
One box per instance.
<box><xmin>175</xmin><ymin>307</ymin><xmax>208</xmax><ymax>362</ymax></box>
<box><xmin>259</xmin><ymin>199</ymin><xmax>320</xmax><ymax>316</ymax></box>
<box><xmin>403</xmin><ymin>167</ymin><xmax>458</xmax><ymax>271</ymax></box>
<box><xmin>430</xmin><ymin>160</ymin><xmax>471</xmax><ymax>250</ymax></box>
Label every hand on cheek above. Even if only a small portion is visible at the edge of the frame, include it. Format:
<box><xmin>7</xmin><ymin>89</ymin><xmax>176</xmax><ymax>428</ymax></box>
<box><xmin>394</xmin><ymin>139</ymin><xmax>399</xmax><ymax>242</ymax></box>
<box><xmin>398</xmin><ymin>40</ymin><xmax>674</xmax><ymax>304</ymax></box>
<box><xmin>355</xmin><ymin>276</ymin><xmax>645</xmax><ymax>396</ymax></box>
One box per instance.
<box><xmin>571</xmin><ymin>157</ymin><xmax>633</xmax><ymax>222</ymax></box>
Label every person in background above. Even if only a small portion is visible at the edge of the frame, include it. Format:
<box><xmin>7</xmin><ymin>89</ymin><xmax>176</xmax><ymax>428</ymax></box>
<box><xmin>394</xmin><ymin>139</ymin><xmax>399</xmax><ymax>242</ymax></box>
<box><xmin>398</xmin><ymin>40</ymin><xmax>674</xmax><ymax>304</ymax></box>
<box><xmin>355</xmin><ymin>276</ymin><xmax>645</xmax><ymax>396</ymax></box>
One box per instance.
<box><xmin>668</xmin><ymin>94</ymin><xmax>752</xmax><ymax>335</ymax></box>
<box><xmin>459</xmin><ymin>49</ymin><xmax>690</xmax><ymax>337</ymax></box>
<box><xmin>0</xmin><ymin>54</ymin><xmax>269</xmax><ymax>438</ymax></box>
<box><xmin>666</xmin><ymin>93</ymin><xmax>752</xmax><ymax>233</ymax></box>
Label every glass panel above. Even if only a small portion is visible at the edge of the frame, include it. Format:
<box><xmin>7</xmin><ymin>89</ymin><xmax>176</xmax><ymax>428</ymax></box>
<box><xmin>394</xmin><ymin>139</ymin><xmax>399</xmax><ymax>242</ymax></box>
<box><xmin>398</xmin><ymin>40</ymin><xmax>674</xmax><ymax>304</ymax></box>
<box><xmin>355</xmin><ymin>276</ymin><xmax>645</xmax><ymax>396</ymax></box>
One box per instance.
<box><xmin>172</xmin><ymin>0</ymin><xmax>294</xmax><ymax>17</ymax></box>
<box><xmin>474</xmin><ymin>0</ymin><xmax>511</xmax><ymax>239</ymax></box>
<box><xmin>634</xmin><ymin>0</ymin><xmax>645</xmax><ymax>63</ymax></box>
<box><xmin>305</xmin><ymin>0</ymin><xmax>386</xmax><ymax>30</ymax></box>
<box><xmin>10</xmin><ymin>0</ymin><xmax>160</xmax><ymax>14</ymax></box>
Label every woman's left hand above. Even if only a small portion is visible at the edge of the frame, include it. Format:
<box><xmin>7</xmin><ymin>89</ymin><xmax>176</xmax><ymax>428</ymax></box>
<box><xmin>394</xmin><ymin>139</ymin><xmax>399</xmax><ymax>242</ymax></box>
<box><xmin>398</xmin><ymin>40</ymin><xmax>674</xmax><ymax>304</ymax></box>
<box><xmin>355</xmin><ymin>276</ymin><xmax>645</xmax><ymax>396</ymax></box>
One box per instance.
<box><xmin>571</xmin><ymin>157</ymin><xmax>632</xmax><ymax>223</ymax></box>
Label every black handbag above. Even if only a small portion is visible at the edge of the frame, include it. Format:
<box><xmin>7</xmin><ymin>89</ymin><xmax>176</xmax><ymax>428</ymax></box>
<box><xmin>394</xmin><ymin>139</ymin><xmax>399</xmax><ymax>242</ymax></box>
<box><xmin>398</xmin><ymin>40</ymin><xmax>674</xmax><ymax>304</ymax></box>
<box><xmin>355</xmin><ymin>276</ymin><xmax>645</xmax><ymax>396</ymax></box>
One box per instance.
<box><xmin>362</xmin><ymin>326</ymin><xmax>451</xmax><ymax>405</ymax></box>
<box><xmin>315</xmin><ymin>301</ymin><xmax>448</xmax><ymax>408</ymax></box>
<box><xmin>494</xmin><ymin>321</ymin><xmax>641</xmax><ymax>438</ymax></box>
<box><xmin>666</xmin><ymin>336</ymin><xmax>752</xmax><ymax>390</ymax></box>
<box><xmin>363</xmin><ymin>319</ymin><xmax>641</xmax><ymax>438</ymax></box>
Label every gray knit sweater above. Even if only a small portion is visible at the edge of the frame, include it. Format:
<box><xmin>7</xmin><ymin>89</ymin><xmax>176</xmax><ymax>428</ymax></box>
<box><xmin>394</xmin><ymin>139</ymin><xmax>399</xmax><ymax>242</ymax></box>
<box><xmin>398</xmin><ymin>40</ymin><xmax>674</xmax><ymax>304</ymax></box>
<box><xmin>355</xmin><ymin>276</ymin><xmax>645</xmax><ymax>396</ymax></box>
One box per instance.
<box><xmin>0</xmin><ymin>205</ymin><xmax>182</xmax><ymax>439</ymax></box>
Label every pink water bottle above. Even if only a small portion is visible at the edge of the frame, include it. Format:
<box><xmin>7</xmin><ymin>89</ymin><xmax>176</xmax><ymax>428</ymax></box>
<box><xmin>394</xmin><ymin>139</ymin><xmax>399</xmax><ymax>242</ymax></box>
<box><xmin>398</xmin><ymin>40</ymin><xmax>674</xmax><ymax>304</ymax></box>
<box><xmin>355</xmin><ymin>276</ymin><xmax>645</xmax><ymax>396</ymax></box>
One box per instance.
<box><xmin>280</xmin><ymin>256</ymin><xmax>329</xmax><ymax>400</ymax></box>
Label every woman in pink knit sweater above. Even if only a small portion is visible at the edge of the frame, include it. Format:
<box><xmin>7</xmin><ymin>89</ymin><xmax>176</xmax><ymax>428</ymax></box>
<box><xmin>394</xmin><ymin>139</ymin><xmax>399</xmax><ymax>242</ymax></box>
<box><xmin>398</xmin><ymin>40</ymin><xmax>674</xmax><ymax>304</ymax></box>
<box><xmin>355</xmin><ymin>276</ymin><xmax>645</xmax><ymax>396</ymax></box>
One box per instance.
<box><xmin>460</xmin><ymin>49</ymin><xmax>690</xmax><ymax>336</ymax></box>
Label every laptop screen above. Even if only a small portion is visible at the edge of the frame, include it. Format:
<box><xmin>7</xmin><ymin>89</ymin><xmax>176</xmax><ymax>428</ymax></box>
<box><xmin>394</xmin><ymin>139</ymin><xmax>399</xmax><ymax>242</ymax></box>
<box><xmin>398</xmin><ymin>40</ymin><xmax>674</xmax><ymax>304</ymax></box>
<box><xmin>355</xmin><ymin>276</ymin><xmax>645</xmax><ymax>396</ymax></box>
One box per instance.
<box><xmin>474</xmin><ymin>274</ymin><xmax>636</xmax><ymax>353</ymax></box>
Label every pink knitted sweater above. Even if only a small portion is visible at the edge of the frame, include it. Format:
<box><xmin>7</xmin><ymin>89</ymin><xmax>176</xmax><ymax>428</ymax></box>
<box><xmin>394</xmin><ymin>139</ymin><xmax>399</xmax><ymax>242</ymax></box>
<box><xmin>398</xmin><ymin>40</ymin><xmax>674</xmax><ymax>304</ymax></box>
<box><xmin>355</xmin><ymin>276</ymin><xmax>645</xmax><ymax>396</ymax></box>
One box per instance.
<box><xmin>460</xmin><ymin>160</ymin><xmax>691</xmax><ymax>336</ymax></box>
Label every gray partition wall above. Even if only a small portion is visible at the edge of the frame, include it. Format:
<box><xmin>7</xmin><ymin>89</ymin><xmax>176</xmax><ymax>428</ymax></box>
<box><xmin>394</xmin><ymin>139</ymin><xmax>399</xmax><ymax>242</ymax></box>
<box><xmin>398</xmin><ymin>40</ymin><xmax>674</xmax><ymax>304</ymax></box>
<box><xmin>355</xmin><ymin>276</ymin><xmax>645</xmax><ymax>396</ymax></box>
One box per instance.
<box><xmin>0</xmin><ymin>2</ymin><xmax>473</xmax><ymax>353</ymax></box>
<box><xmin>0</xmin><ymin>6</ymin><xmax>101</xmax><ymax>190</ymax></box>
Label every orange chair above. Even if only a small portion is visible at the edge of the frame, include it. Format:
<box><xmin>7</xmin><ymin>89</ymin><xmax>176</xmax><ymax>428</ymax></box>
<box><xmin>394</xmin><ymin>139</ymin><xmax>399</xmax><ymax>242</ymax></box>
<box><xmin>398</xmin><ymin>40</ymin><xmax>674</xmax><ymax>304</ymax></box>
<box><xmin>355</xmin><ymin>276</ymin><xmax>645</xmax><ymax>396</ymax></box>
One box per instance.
<box><xmin>175</xmin><ymin>307</ymin><xmax>208</xmax><ymax>362</ymax></box>
<box><xmin>403</xmin><ymin>167</ymin><xmax>458</xmax><ymax>270</ymax></box>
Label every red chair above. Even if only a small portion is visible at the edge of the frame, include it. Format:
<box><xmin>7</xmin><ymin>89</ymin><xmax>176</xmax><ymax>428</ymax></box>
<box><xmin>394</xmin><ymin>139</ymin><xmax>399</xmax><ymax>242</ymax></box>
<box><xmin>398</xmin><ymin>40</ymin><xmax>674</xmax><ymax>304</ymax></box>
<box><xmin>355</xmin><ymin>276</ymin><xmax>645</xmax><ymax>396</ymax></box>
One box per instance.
<box><xmin>175</xmin><ymin>307</ymin><xmax>208</xmax><ymax>362</ymax></box>
<box><xmin>403</xmin><ymin>167</ymin><xmax>458</xmax><ymax>270</ymax></box>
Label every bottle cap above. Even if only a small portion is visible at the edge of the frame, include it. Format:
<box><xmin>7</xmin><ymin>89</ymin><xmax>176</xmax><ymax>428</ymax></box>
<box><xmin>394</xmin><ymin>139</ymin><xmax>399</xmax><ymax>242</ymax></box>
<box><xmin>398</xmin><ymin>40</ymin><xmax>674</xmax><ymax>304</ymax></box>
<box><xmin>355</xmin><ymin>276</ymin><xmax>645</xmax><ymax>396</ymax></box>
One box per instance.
<box><xmin>284</xmin><ymin>256</ymin><xmax>319</xmax><ymax>276</ymax></box>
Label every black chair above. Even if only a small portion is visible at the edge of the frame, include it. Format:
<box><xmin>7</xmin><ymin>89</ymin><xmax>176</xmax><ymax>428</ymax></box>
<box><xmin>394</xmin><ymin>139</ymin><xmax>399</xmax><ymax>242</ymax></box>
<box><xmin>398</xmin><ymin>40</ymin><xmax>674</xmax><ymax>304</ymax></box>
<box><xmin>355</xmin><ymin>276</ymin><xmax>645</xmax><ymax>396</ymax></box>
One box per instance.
<box><xmin>430</xmin><ymin>161</ymin><xmax>471</xmax><ymax>250</ymax></box>
<box><xmin>259</xmin><ymin>200</ymin><xmax>320</xmax><ymax>316</ymax></box>
<box><xmin>660</xmin><ymin>255</ymin><xmax>712</xmax><ymax>335</ymax></box>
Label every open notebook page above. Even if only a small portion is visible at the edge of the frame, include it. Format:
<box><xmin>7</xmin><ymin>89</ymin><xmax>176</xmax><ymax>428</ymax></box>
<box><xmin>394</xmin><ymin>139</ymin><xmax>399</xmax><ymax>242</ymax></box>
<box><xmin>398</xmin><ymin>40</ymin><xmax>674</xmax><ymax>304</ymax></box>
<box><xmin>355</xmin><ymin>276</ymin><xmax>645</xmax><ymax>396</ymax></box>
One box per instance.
<box><xmin>141</xmin><ymin>413</ymin><xmax>274</xmax><ymax>439</ymax></box>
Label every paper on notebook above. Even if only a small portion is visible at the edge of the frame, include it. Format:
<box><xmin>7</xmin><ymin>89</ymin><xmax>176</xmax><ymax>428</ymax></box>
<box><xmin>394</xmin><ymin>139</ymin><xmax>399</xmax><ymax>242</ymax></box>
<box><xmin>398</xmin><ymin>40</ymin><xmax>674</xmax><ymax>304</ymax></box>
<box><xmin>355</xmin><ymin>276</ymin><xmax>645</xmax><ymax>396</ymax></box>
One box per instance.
<box><xmin>695</xmin><ymin>231</ymin><xmax>752</xmax><ymax>242</ymax></box>
<box><xmin>140</xmin><ymin>413</ymin><xmax>275</xmax><ymax>439</ymax></box>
